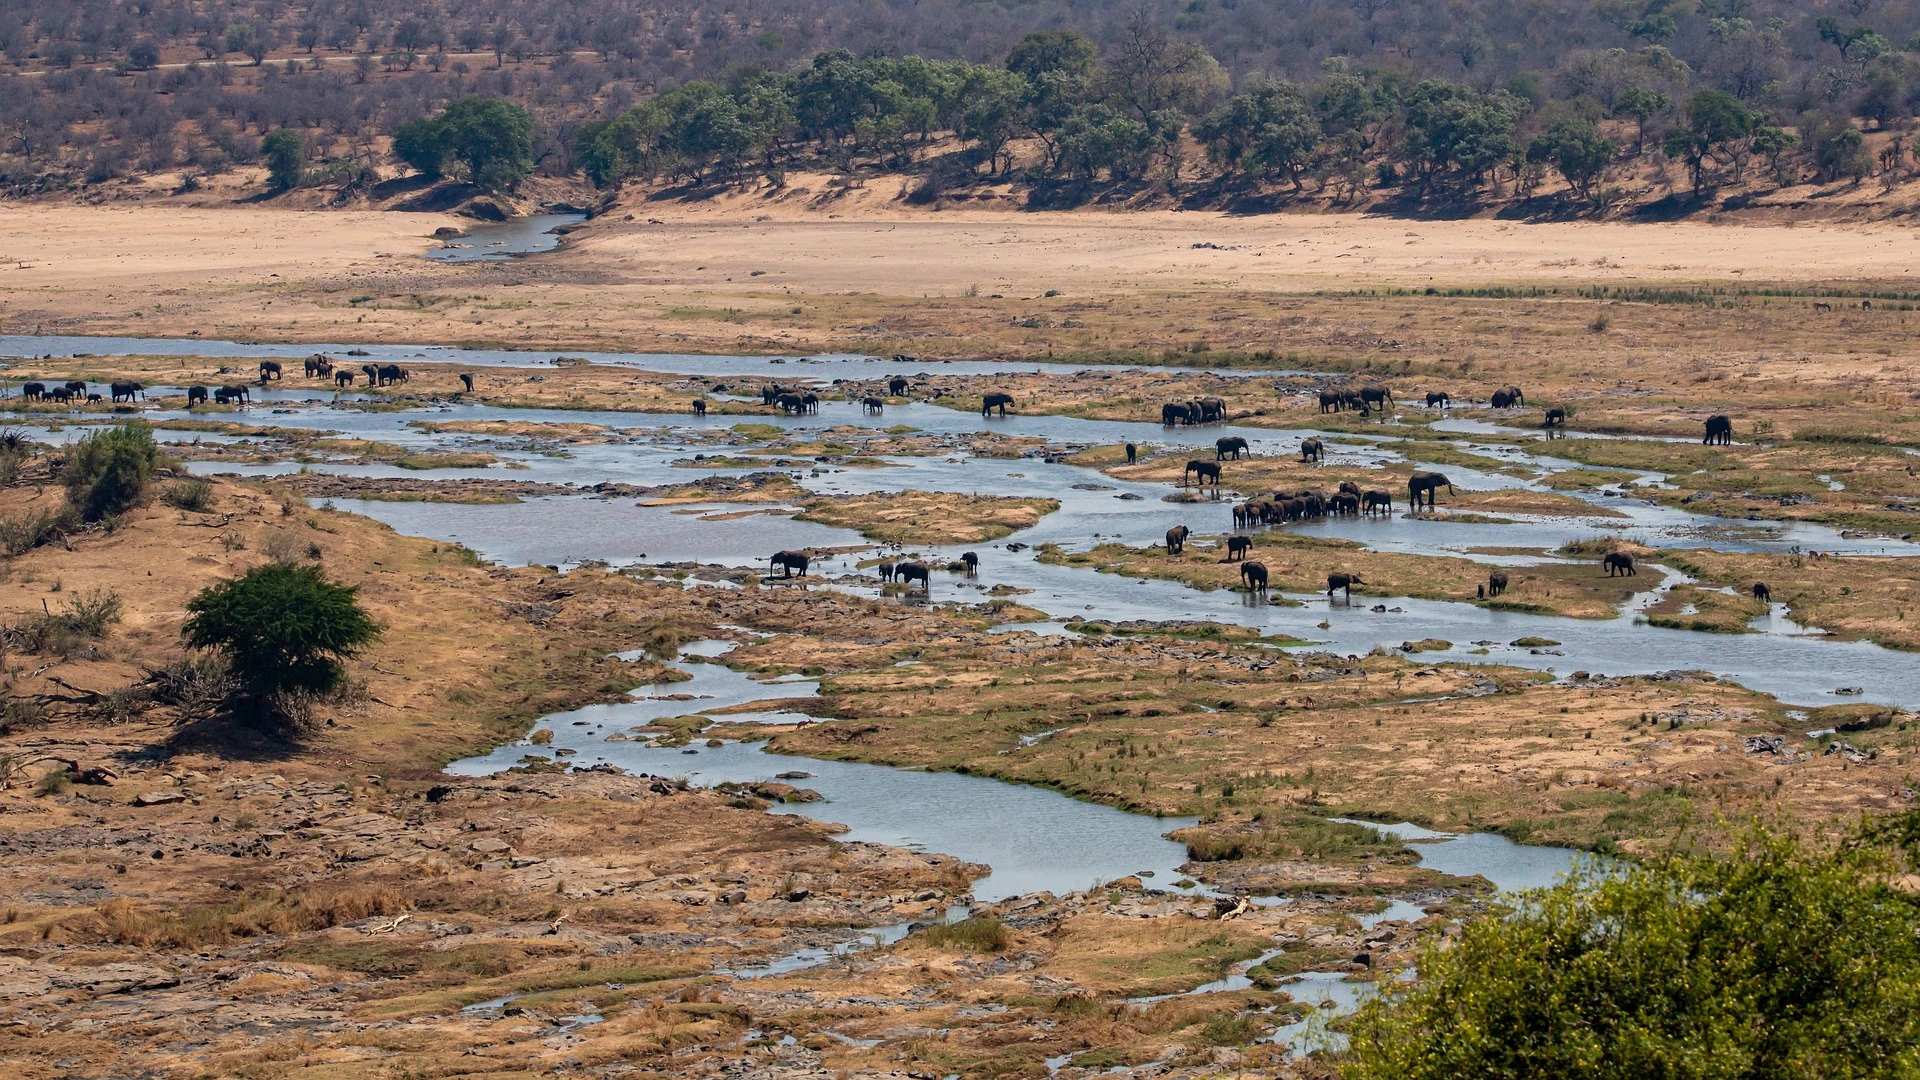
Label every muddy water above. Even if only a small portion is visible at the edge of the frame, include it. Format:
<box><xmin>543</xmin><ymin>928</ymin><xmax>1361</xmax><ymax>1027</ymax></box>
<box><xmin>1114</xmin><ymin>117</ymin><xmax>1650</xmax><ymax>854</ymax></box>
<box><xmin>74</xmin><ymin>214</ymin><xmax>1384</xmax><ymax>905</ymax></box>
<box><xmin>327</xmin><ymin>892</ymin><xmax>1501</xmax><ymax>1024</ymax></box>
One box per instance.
<box><xmin>423</xmin><ymin>213</ymin><xmax>586</xmax><ymax>263</ymax></box>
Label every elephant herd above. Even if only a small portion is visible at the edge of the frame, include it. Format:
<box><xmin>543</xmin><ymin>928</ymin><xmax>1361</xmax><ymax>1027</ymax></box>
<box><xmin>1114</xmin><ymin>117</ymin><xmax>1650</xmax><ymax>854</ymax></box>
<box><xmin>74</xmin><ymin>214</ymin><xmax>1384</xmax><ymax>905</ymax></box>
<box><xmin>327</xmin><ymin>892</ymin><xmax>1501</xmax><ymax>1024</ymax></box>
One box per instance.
<box><xmin>1163</xmin><ymin>396</ymin><xmax>1227</xmax><ymax>425</ymax></box>
<box><xmin>1319</xmin><ymin>385</ymin><xmax>1393</xmax><ymax>414</ymax></box>
<box><xmin>771</xmin><ymin>547</ymin><xmax>983</xmax><ymax>593</ymax></box>
<box><xmin>19</xmin><ymin>380</ymin><xmax>143</xmax><ymax>406</ymax></box>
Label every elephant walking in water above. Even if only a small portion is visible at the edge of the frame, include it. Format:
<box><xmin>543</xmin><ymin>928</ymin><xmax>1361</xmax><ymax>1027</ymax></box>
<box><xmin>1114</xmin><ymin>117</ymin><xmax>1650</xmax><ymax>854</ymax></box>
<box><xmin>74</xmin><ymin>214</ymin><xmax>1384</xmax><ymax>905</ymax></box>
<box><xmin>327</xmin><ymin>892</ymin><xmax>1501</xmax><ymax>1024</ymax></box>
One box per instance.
<box><xmin>1407</xmin><ymin>471</ymin><xmax>1455</xmax><ymax>510</ymax></box>
<box><xmin>1300</xmin><ymin>438</ymin><xmax>1324</xmax><ymax>463</ymax></box>
<box><xmin>897</xmin><ymin>561</ymin><xmax>932</xmax><ymax>591</ymax></box>
<box><xmin>1240</xmin><ymin>561</ymin><xmax>1268</xmax><ymax>592</ymax></box>
<box><xmin>770</xmin><ymin>550</ymin><xmax>811</xmax><ymax>578</ymax></box>
<box><xmin>982</xmin><ymin>392</ymin><xmax>1015</xmax><ymax>417</ymax></box>
<box><xmin>960</xmin><ymin>551</ymin><xmax>979</xmax><ymax>576</ymax></box>
<box><xmin>1327</xmin><ymin>572</ymin><xmax>1365</xmax><ymax>599</ymax></box>
<box><xmin>1704</xmin><ymin>415</ymin><xmax>1732</xmax><ymax>445</ymax></box>
<box><xmin>1362</xmin><ymin>489</ymin><xmax>1392</xmax><ymax>515</ymax></box>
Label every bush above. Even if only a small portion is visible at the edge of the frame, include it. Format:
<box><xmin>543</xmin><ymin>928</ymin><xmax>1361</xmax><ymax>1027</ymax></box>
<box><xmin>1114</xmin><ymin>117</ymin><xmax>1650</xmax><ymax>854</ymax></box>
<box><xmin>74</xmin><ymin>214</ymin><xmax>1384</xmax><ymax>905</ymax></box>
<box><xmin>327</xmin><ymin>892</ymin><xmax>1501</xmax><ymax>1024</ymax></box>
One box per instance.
<box><xmin>919</xmin><ymin>916</ymin><xmax>1012</xmax><ymax>952</ymax></box>
<box><xmin>61</xmin><ymin>424</ymin><xmax>158</xmax><ymax>523</ymax></box>
<box><xmin>182</xmin><ymin>563</ymin><xmax>379</xmax><ymax>714</ymax></box>
<box><xmin>162</xmin><ymin>479</ymin><xmax>216</xmax><ymax>511</ymax></box>
<box><xmin>262</xmin><ymin>128</ymin><xmax>304</xmax><ymax>190</ymax></box>
<box><xmin>13</xmin><ymin>588</ymin><xmax>123</xmax><ymax>655</ymax></box>
<box><xmin>1344</xmin><ymin>816</ymin><xmax>1920</xmax><ymax>1079</ymax></box>
<box><xmin>0</xmin><ymin>506</ymin><xmax>77</xmax><ymax>556</ymax></box>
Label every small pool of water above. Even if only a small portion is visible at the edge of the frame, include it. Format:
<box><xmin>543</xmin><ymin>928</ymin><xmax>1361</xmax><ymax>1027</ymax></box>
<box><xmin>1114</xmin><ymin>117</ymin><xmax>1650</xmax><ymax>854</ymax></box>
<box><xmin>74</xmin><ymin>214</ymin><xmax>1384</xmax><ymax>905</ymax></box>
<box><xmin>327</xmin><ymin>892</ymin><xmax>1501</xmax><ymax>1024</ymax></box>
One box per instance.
<box><xmin>423</xmin><ymin>214</ymin><xmax>586</xmax><ymax>262</ymax></box>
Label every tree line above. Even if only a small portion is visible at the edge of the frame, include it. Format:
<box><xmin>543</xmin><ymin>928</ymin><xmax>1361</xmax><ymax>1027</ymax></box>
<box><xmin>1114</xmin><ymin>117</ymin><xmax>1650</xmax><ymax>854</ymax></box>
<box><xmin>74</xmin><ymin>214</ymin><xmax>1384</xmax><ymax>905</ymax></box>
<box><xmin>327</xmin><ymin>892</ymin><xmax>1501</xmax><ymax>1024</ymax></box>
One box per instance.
<box><xmin>7</xmin><ymin>1</ymin><xmax>1920</xmax><ymax>205</ymax></box>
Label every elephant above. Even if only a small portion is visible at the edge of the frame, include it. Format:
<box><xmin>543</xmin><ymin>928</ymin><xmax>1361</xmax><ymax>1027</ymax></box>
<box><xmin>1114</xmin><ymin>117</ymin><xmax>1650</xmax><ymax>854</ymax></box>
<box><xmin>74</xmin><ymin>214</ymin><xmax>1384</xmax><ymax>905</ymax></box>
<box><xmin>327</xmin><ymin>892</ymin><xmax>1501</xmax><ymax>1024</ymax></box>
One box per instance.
<box><xmin>761</xmin><ymin>384</ymin><xmax>782</xmax><ymax>406</ymax></box>
<box><xmin>1426</xmin><ymin>391</ymin><xmax>1450</xmax><ymax>408</ymax></box>
<box><xmin>1603</xmin><ymin>552</ymin><xmax>1636</xmax><ymax>577</ymax></box>
<box><xmin>1216</xmin><ymin>436</ymin><xmax>1249</xmax><ymax>461</ymax></box>
<box><xmin>889</xmin><ymin>376</ymin><xmax>909</xmax><ymax>396</ymax></box>
<box><xmin>259</xmin><ymin>360</ymin><xmax>282</xmax><ymax>381</ymax></box>
<box><xmin>1359</xmin><ymin>385</ymin><xmax>1393</xmax><ymax>411</ymax></box>
<box><xmin>47</xmin><ymin>386</ymin><xmax>75</xmax><ymax>404</ymax></box>
<box><xmin>801</xmin><ymin>393</ymin><xmax>820</xmax><ymax>414</ymax></box>
<box><xmin>960</xmin><ymin>551</ymin><xmax>979</xmax><ymax>576</ymax></box>
<box><xmin>1300</xmin><ymin>437</ymin><xmax>1324</xmax><ymax>464</ymax></box>
<box><xmin>1331</xmin><ymin>493</ymin><xmax>1360</xmax><ymax>515</ymax></box>
<box><xmin>1184</xmin><ymin>460</ymin><xmax>1222</xmax><ymax>488</ymax></box>
<box><xmin>776</xmin><ymin>393</ymin><xmax>807</xmax><ymax>414</ymax></box>
<box><xmin>1327</xmin><ymin>572</ymin><xmax>1365</xmax><ymax>599</ymax></box>
<box><xmin>1487</xmin><ymin>571</ymin><xmax>1509</xmax><ymax>597</ymax></box>
<box><xmin>876</xmin><ymin>561</ymin><xmax>897</xmax><ymax>583</ymax></box>
<box><xmin>1362</xmin><ymin>489</ymin><xmax>1392</xmax><ymax>515</ymax></box>
<box><xmin>1490</xmin><ymin>389</ymin><xmax>1517</xmax><ymax>409</ymax></box>
<box><xmin>1407</xmin><ymin>471</ymin><xmax>1455</xmax><ymax>509</ymax></box>
<box><xmin>362</xmin><ymin>364</ymin><xmax>380</xmax><ymax>386</ymax></box>
<box><xmin>692</xmin><ymin>399</ymin><xmax>708</xmax><ymax>417</ymax></box>
<box><xmin>1338</xmin><ymin>481</ymin><xmax>1361</xmax><ymax>497</ymax></box>
<box><xmin>63</xmin><ymin>381</ymin><xmax>88</xmax><ymax>398</ymax></box>
<box><xmin>1319</xmin><ymin>391</ymin><xmax>1345</xmax><ymax>413</ymax></box>
<box><xmin>1166</xmin><ymin>525</ymin><xmax>1190</xmax><ymax>555</ymax></box>
<box><xmin>897</xmin><ymin>561</ymin><xmax>932</xmax><ymax>590</ymax></box>
<box><xmin>1704</xmin><ymin>415</ymin><xmax>1732</xmax><ymax>445</ymax></box>
<box><xmin>213</xmin><ymin>385</ymin><xmax>250</xmax><ymax>405</ymax></box>
<box><xmin>982</xmin><ymin>392</ymin><xmax>1015</xmax><ymax>417</ymax></box>
<box><xmin>770</xmin><ymin>550</ymin><xmax>811</xmax><ymax>578</ymax></box>
<box><xmin>186</xmin><ymin>385</ymin><xmax>209</xmax><ymax>407</ymax></box>
<box><xmin>109</xmin><ymin>381</ymin><xmax>143</xmax><ymax>403</ymax></box>
<box><xmin>1240</xmin><ymin>561</ymin><xmax>1268</xmax><ymax>591</ymax></box>
<box><xmin>460</xmin><ymin>373</ymin><xmax>475</xmax><ymax>393</ymax></box>
<box><xmin>1197</xmin><ymin>396</ymin><xmax>1227</xmax><ymax>422</ymax></box>
<box><xmin>862</xmin><ymin>396</ymin><xmax>885</xmax><ymax>414</ymax></box>
<box><xmin>86</xmin><ymin>393</ymin><xmax>104</xmax><ymax>404</ymax></box>
<box><xmin>1543</xmin><ymin>407</ymin><xmax>1567</xmax><ymax>429</ymax></box>
<box><xmin>382</xmin><ymin>364</ymin><xmax>410</xmax><ymax>386</ymax></box>
<box><xmin>1162</xmin><ymin>402</ymin><xmax>1196</xmax><ymax>425</ymax></box>
<box><xmin>1233</xmin><ymin>502</ymin><xmax>1253</xmax><ymax>529</ymax></box>
<box><xmin>1125</xmin><ymin>442</ymin><xmax>1137</xmax><ymax>465</ymax></box>
<box><xmin>1225</xmin><ymin>536</ymin><xmax>1253</xmax><ymax>561</ymax></box>
<box><xmin>20</xmin><ymin>383</ymin><xmax>44</xmax><ymax>401</ymax></box>
<box><xmin>304</xmin><ymin>355</ymin><xmax>334</xmax><ymax>378</ymax></box>
<box><xmin>335</xmin><ymin>370</ymin><xmax>355</xmax><ymax>388</ymax></box>
<box><xmin>1752</xmin><ymin>581</ymin><xmax>1772</xmax><ymax>602</ymax></box>
<box><xmin>1505</xmin><ymin>386</ymin><xmax>1525</xmax><ymax>406</ymax></box>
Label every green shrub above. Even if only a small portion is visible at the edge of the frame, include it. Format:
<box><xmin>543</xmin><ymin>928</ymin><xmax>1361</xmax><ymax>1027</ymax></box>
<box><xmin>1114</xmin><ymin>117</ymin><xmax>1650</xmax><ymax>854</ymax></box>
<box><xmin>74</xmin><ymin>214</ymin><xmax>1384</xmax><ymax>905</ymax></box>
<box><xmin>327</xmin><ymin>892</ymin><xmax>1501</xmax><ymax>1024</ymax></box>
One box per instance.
<box><xmin>0</xmin><ymin>506</ymin><xmax>76</xmax><ymax>555</ymax></box>
<box><xmin>14</xmin><ymin>588</ymin><xmax>123</xmax><ymax>655</ymax></box>
<box><xmin>183</xmin><ymin>563</ymin><xmax>380</xmax><ymax>716</ymax></box>
<box><xmin>1345</xmin><ymin>816</ymin><xmax>1920</xmax><ymax>1079</ymax></box>
<box><xmin>61</xmin><ymin>424</ymin><xmax>158</xmax><ymax>522</ymax></box>
<box><xmin>162</xmin><ymin>479</ymin><xmax>216</xmax><ymax>511</ymax></box>
<box><xmin>919</xmin><ymin>916</ymin><xmax>1012</xmax><ymax>953</ymax></box>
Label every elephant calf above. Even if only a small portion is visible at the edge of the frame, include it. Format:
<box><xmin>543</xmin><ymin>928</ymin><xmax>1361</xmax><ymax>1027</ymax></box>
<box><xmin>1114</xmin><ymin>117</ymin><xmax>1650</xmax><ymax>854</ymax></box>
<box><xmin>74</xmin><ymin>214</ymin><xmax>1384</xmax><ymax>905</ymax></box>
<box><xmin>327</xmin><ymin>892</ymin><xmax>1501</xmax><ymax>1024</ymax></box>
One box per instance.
<box><xmin>1166</xmin><ymin>525</ymin><xmax>1190</xmax><ymax>555</ymax></box>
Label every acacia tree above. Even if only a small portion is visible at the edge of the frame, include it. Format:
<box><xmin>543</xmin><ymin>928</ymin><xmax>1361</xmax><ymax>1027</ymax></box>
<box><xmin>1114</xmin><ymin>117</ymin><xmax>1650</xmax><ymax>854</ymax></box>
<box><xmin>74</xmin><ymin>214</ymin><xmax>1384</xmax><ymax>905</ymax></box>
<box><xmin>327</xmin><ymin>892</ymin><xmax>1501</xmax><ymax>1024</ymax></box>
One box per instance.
<box><xmin>182</xmin><ymin>563</ymin><xmax>379</xmax><ymax>722</ymax></box>
<box><xmin>1663</xmin><ymin>90</ymin><xmax>1755</xmax><ymax>194</ymax></box>
<box><xmin>392</xmin><ymin>97</ymin><xmax>533</xmax><ymax>191</ymax></box>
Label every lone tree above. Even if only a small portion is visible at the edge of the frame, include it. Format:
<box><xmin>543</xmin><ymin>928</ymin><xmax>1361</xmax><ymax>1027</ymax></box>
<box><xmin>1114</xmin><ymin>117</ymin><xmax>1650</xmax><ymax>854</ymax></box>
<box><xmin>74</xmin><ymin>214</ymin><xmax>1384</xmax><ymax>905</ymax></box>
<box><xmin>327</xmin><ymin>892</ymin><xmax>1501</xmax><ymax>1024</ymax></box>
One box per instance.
<box><xmin>262</xmin><ymin>128</ymin><xmax>304</xmax><ymax>190</ymax></box>
<box><xmin>61</xmin><ymin>423</ymin><xmax>157</xmax><ymax>522</ymax></box>
<box><xmin>183</xmin><ymin>563</ymin><xmax>379</xmax><ymax>720</ymax></box>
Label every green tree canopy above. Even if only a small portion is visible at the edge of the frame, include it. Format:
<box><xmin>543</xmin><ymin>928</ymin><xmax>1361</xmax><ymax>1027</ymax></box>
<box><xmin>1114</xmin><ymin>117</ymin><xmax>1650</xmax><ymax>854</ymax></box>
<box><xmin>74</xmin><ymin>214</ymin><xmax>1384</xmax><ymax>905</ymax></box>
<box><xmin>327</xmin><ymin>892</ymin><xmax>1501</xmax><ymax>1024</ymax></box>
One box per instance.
<box><xmin>391</xmin><ymin>97</ymin><xmax>533</xmax><ymax>192</ymax></box>
<box><xmin>261</xmin><ymin>128</ymin><xmax>304</xmax><ymax>190</ymax></box>
<box><xmin>1345</xmin><ymin>816</ymin><xmax>1920</xmax><ymax>1079</ymax></box>
<box><xmin>183</xmin><ymin>563</ymin><xmax>380</xmax><ymax>708</ymax></box>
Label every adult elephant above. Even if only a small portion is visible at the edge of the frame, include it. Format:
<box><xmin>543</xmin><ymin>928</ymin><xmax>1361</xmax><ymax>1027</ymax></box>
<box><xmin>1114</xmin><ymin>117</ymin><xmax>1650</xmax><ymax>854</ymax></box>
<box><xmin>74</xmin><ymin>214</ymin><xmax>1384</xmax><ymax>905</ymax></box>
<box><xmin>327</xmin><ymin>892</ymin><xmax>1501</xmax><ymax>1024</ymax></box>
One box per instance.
<box><xmin>1300</xmin><ymin>437</ymin><xmax>1324</xmax><ymax>464</ymax></box>
<box><xmin>21</xmin><ymin>383</ymin><xmax>44</xmax><ymax>401</ymax></box>
<box><xmin>1362</xmin><ymin>489</ymin><xmax>1392</xmax><ymax>515</ymax></box>
<box><xmin>801</xmin><ymin>392</ymin><xmax>820</xmax><ymax>414</ymax></box>
<box><xmin>259</xmin><ymin>360</ymin><xmax>282</xmax><ymax>381</ymax></box>
<box><xmin>186</xmin><ymin>385</ymin><xmax>209</xmax><ymax>407</ymax></box>
<box><xmin>1543</xmin><ymin>407</ymin><xmax>1566</xmax><ymax>428</ymax></box>
<box><xmin>692</xmin><ymin>399</ymin><xmax>708</xmax><ymax>417</ymax></box>
<box><xmin>1162</xmin><ymin>402</ymin><xmax>1195</xmax><ymax>425</ymax></box>
<box><xmin>1184</xmin><ymin>460</ymin><xmax>1222</xmax><ymax>488</ymax></box>
<box><xmin>776</xmin><ymin>393</ymin><xmax>807</xmax><ymax>414</ymax></box>
<box><xmin>304</xmin><ymin>354</ymin><xmax>333</xmax><ymax>378</ymax></box>
<box><xmin>1225</xmin><ymin>536</ymin><xmax>1252</xmax><ymax>561</ymax></box>
<box><xmin>960</xmin><ymin>551</ymin><xmax>979</xmax><ymax>576</ymax></box>
<box><xmin>1216</xmin><ymin>436</ymin><xmax>1249</xmax><ymax>461</ymax></box>
<box><xmin>1604</xmin><ymin>552</ymin><xmax>1636</xmax><ymax>577</ymax></box>
<box><xmin>1331</xmin><ymin>492</ymin><xmax>1360</xmax><ymax>515</ymax></box>
<box><xmin>64</xmin><ymin>380</ymin><xmax>88</xmax><ymax>398</ymax></box>
<box><xmin>1490</xmin><ymin>389</ymin><xmax>1517</xmax><ymax>409</ymax></box>
<box><xmin>459</xmin><ymin>373</ymin><xmax>475</xmax><ymax>393</ymax></box>
<box><xmin>1704</xmin><ymin>415</ymin><xmax>1732</xmax><ymax>446</ymax></box>
<box><xmin>1126</xmin><ymin>442</ymin><xmax>1137</xmax><ymax>465</ymax></box>
<box><xmin>1426</xmin><ymin>391</ymin><xmax>1450</xmax><ymax>408</ymax></box>
<box><xmin>362</xmin><ymin>364</ymin><xmax>380</xmax><ymax>386</ymax></box>
<box><xmin>762</xmin><ymin>384</ymin><xmax>782</xmax><ymax>406</ymax></box>
<box><xmin>897</xmin><ymin>561</ymin><xmax>932</xmax><ymax>590</ymax></box>
<box><xmin>110</xmin><ymin>381</ymin><xmax>143</xmax><ymax>403</ymax></box>
<box><xmin>1752</xmin><ymin>581</ymin><xmax>1772</xmax><ymax>602</ymax></box>
<box><xmin>889</xmin><ymin>376</ymin><xmax>909</xmax><ymax>396</ymax></box>
<box><xmin>770</xmin><ymin>550</ymin><xmax>811</xmax><ymax>578</ymax></box>
<box><xmin>982</xmin><ymin>392</ymin><xmax>1015</xmax><ymax>417</ymax></box>
<box><xmin>379</xmin><ymin>364</ymin><xmax>409</xmax><ymax>386</ymax></box>
<box><xmin>1318</xmin><ymin>391</ymin><xmax>1344</xmax><ymax>414</ymax></box>
<box><xmin>1232</xmin><ymin>502</ymin><xmax>1253</xmax><ymax>529</ymax></box>
<box><xmin>1359</xmin><ymin>385</ymin><xmax>1392</xmax><ymax>411</ymax></box>
<box><xmin>1488</xmin><ymin>571</ymin><xmax>1509</xmax><ymax>597</ymax></box>
<box><xmin>1197</xmin><ymin>396</ymin><xmax>1227</xmax><ymax>423</ymax></box>
<box><xmin>335</xmin><ymin>370</ymin><xmax>355</xmax><ymax>388</ymax></box>
<box><xmin>1166</xmin><ymin>525</ymin><xmax>1190</xmax><ymax>555</ymax></box>
<box><xmin>1240</xmin><ymin>561</ymin><xmax>1268</xmax><ymax>592</ymax></box>
<box><xmin>47</xmin><ymin>386</ymin><xmax>74</xmax><ymax>404</ymax></box>
<box><xmin>1327</xmin><ymin>572</ymin><xmax>1365</xmax><ymax>599</ymax></box>
<box><xmin>1407</xmin><ymin>471</ymin><xmax>1455</xmax><ymax>510</ymax></box>
<box><xmin>1504</xmin><ymin>385</ymin><xmax>1525</xmax><ymax>406</ymax></box>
